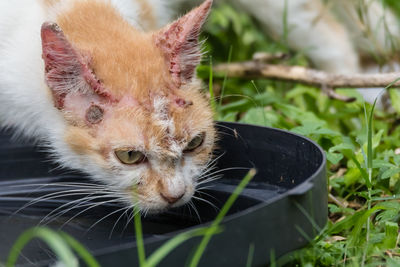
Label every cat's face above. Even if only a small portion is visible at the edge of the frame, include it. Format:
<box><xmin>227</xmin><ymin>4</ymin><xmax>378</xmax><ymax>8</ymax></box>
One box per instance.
<box><xmin>64</xmin><ymin>85</ymin><xmax>215</xmax><ymax>213</ymax></box>
<box><xmin>41</xmin><ymin>0</ymin><xmax>215</xmax><ymax>213</ymax></box>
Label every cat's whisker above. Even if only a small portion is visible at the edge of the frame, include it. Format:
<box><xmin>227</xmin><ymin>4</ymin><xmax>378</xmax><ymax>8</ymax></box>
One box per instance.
<box><xmin>216</xmin><ymin>123</ymin><xmax>246</xmax><ymax>140</ymax></box>
<box><xmin>197</xmin><ymin>175</ymin><xmax>224</xmax><ymax>186</ymax></box>
<box><xmin>191</xmin><ymin>196</ymin><xmax>219</xmax><ymax>212</ymax></box>
<box><xmin>39</xmin><ymin>190</ymin><xmax>130</xmax><ymax>228</ymax></box>
<box><xmin>39</xmin><ymin>193</ymin><xmax>116</xmax><ymax>225</ymax></box>
<box><xmin>185</xmin><ymin>201</ymin><xmax>193</xmax><ymax>219</ymax></box>
<box><xmin>18</xmin><ymin>182</ymin><xmax>116</xmax><ymax>190</ymax></box>
<box><xmin>142</xmin><ymin>206</ymin><xmax>150</xmax><ymax>218</ymax></box>
<box><xmin>122</xmin><ymin>207</ymin><xmax>141</xmax><ymax>236</ymax></box>
<box><xmin>197</xmin><ymin>166</ymin><xmax>218</xmax><ymax>179</ymax></box>
<box><xmin>195</xmin><ymin>189</ymin><xmax>219</xmax><ymax>202</ymax></box>
<box><xmin>198</xmin><ymin>166</ymin><xmax>251</xmax><ymax>181</ymax></box>
<box><xmin>201</xmin><ymin>153</ymin><xmax>224</xmax><ymax>172</ymax></box>
<box><xmin>204</xmin><ymin>152</ymin><xmax>225</xmax><ymax>168</ymax></box>
<box><xmin>199</xmin><ymin>164</ymin><xmax>218</xmax><ymax>177</ymax></box>
<box><xmin>11</xmin><ymin>189</ymin><xmax>105</xmax><ymax>216</ymax></box>
<box><xmin>121</xmin><ymin>208</ymin><xmax>135</xmax><ymax>236</ymax></box>
<box><xmin>195</xmin><ymin>185</ymin><xmax>214</xmax><ymax>192</ymax></box>
<box><xmin>86</xmin><ymin>205</ymin><xmax>133</xmax><ymax>235</ymax></box>
<box><xmin>187</xmin><ymin>200</ymin><xmax>201</xmax><ymax>223</ymax></box>
<box><xmin>9</xmin><ymin>183</ymin><xmax>106</xmax><ymax>190</ymax></box>
<box><xmin>109</xmin><ymin>206</ymin><xmax>132</xmax><ymax>239</ymax></box>
<box><xmin>59</xmin><ymin>198</ymin><xmax>126</xmax><ymax>229</ymax></box>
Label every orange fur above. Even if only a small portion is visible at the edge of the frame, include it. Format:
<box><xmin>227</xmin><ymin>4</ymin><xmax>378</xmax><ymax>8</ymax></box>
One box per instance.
<box><xmin>57</xmin><ymin>1</ymin><xmax>173</xmax><ymax>101</ymax></box>
<box><xmin>49</xmin><ymin>0</ymin><xmax>216</xmax><ymax>211</ymax></box>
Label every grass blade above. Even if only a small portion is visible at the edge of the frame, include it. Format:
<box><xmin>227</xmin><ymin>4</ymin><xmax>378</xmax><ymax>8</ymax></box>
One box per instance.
<box><xmin>218</xmin><ymin>45</ymin><xmax>233</xmax><ymax>108</ymax></box>
<box><xmin>134</xmin><ymin>206</ymin><xmax>146</xmax><ymax>266</ymax></box>
<box><xmin>246</xmin><ymin>243</ymin><xmax>255</xmax><ymax>267</ymax></box>
<box><xmin>208</xmin><ymin>57</ymin><xmax>217</xmax><ymax>118</ymax></box>
<box><xmin>189</xmin><ymin>169</ymin><xmax>256</xmax><ymax>267</ymax></box>
<box><xmin>59</xmin><ymin>232</ymin><xmax>101</xmax><ymax>267</ymax></box>
<box><xmin>144</xmin><ymin>227</ymin><xmax>220</xmax><ymax>267</ymax></box>
<box><xmin>6</xmin><ymin>227</ymin><xmax>78</xmax><ymax>267</ymax></box>
<box><xmin>367</xmin><ymin>99</ymin><xmax>377</xmax><ymax>171</ymax></box>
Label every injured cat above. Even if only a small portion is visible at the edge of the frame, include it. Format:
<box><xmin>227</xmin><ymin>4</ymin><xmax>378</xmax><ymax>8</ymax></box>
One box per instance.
<box><xmin>0</xmin><ymin>0</ymin><xmax>215</xmax><ymax>213</ymax></box>
<box><xmin>0</xmin><ymin>0</ymin><xmax>398</xmax><ymax>213</ymax></box>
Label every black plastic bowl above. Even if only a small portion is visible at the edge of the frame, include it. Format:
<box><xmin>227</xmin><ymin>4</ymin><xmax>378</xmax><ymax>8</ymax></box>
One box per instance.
<box><xmin>0</xmin><ymin>122</ymin><xmax>327</xmax><ymax>266</ymax></box>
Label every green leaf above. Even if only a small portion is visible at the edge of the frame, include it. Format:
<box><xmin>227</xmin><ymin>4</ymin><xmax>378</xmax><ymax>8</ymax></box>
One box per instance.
<box><xmin>219</xmin><ymin>112</ymin><xmax>238</xmax><ymax>122</ymax></box>
<box><xmin>344</xmin><ymin>168</ymin><xmax>362</xmax><ymax>186</ymax></box>
<box><xmin>381</xmin><ymin>221</ymin><xmax>399</xmax><ymax>249</ymax></box>
<box><xmin>240</xmin><ymin>108</ymin><xmax>269</xmax><ymax>126</ymax></box>
<box><xmin>376</xmin><ymin>209</ymin><xmax>399</xmax><ymax>223</ymax></box>
<box><xmin>387</xmin><ymin>258</ymin><xmax>400</xmax><ymax>267</ymax></box>
<box><xmin>328</xmin><ymin>204</ymin><xmax>341</xmax><ymax>214</ymax></box>
<box><xmin>329</xmin><ymin>143</ymin><xmax>356</xmax><ymax>153</ymax></box>
<box><xmin>373</xmin><ymin>159</ymin><xmax>395</xmax><ymax>168</ymax></box>
<box><xmin>349</xmin><ymin>205</ymin><xmax>387</xmax><ymax>246</ymax></box>
<box><xmin>381</xmin><ymin>168</ymin><xmax>400</xmax><ymax>179</ymax></box>
<box><xmin>327</xmin><ymin>152</ymin><xmax>343</xmax><ymax>165</ymax></box>
<box><xmin>389</xmin><ymin>89</ymin><xmax>400</xmax><ymax>114</ymax></box>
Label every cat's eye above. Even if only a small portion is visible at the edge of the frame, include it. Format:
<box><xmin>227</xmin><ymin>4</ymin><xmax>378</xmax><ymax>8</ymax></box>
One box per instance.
<box><xmin>115</xmin><ymin>150</ymin><xmax>146</xmax><ymax>165</ymax></box>
<box><xmin>184</xmin><ymin>133</ymin><xmax>205</xmax><ymax>152</ymax></box>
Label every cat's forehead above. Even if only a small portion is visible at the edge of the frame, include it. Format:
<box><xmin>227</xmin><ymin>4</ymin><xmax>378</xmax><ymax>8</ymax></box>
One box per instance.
<box><xmin>101</xmin><ymin>88</ymin><xmax>212</xmax><ymax>153</ymax></box>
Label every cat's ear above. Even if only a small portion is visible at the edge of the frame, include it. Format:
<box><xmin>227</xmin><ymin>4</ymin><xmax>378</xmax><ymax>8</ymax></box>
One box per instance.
<box><xmin>154</xmin><ymin>0</ymin><xmax>212</xmax><ymax>87</ymax></box>
<box><xmin>41</xmin><ymin>22</ymin><xmax>114</xmax><ymax>110</ymax></box>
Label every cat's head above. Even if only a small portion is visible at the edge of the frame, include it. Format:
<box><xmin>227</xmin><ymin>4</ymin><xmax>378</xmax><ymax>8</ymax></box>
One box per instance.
<box><xmin>41</xmin><ymin>0</ymin><xmax>215</xmax><ymax>213</ymax></box>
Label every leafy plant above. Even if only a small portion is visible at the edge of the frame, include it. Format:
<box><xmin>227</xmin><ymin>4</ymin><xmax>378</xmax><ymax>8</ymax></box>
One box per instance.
<box><xmin>199</xmin><ymin>2</ymin><xmax>400</xmax><ymax>265</ymax></box>
<box><xmin>6</xmin><ymin>1</ymin><xmax>400</xmax><ymax>266</ymax></box>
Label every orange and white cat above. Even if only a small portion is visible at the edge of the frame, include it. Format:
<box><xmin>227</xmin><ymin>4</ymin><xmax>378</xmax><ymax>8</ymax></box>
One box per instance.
<box><xmin>0</xmin><ymin>0</ymin><xmax>215</xmax><ymax>213</ymax></box>
<box><xmin>229</xmin><ymin>0</ymin><xmax>400</xmax><ymax>104</ymax></box>
<box><xmin>0</xmin><ymin>0</ymin><xmax>397</xmax><ymax>214</ymax></box>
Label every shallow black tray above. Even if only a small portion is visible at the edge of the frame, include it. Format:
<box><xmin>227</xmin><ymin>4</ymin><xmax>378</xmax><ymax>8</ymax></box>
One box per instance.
<box><xmin>0</xmin><ymin>122</ymin><xmax>327</xmax><ymax>266</ymax></box>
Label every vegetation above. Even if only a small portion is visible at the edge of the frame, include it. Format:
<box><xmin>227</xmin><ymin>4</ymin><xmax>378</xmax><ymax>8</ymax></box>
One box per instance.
<box><xmin>200</xmin><ymin>1</ymin><xmax>400</xmax><ymax>266</ymax></box>
<box><xmin>4</xmin><ymin>1</ymin><xmax>400</xmax><ymax>266</ymax></box>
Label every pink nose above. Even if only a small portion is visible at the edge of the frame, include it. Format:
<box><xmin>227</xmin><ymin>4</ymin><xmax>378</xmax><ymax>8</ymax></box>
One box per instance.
<box><xmin>161</xmin><ymin>192</ymin><xmax>184</xmax><ymax>204</ymax></box>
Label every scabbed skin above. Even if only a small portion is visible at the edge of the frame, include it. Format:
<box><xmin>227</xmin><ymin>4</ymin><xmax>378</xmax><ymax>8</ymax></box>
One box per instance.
<box><xmin>0</xmin><ymin>0</ymin><xmax>215</xmax><ymax>213</ymax></box>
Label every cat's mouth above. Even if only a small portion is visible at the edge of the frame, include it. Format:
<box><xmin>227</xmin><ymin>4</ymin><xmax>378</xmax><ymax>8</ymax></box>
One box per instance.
<box><xmin>134</xmin><ymin>188</ymin><xmax>195</xmax><ymax>214</ymax></box>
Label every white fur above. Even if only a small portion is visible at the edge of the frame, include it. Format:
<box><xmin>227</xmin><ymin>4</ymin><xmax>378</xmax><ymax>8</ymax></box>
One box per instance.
<box><xmin>230</xmin><ymin>0</ymin><xmax>399</xmax><ymax>104</ymax></box>
<box><xmin>0</xmin><ymin>0</ymin><xmax>172</xmax><ymax>140</ymax></box>
<box><xmin>0</xmin><ymin>0</ymin><xmax>192</xmax><ymax>212</ymax></box>
<box><xmin>174</xmin><ymin>0</ymin><xmax>399</xmax><ymax>104</ymax></box>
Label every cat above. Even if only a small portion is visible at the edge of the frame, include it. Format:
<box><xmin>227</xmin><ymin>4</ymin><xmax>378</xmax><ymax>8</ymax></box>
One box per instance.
<box><xmin>0</xmin><ymin>0</ymin><xmax>215</xmax><ymax>214</ymax></box>
<box><xmin>176</xmin><ymin>0</ymin><xmax>399</xmax><ymax>104</ymax></box>
<box><xmin>228</xmin><ymin>0</ymin><xmax>400</xmax><ymax>104</ymax></box>
<box><xmin>0</xmin><ymin>0</ymin><xmax>396</xmax><ymax>215</ymax></box>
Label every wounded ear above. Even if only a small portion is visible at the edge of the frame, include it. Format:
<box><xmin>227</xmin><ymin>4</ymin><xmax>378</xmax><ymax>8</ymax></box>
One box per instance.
<box><xmin>154</xmin><ymin>0</ymin><xmax>212</xmax><ymax>87</ymax></box>
<box><xmin>41</xmin><ymin>22</ymin><xmax>114</xmax><ymax>111</ymax></box>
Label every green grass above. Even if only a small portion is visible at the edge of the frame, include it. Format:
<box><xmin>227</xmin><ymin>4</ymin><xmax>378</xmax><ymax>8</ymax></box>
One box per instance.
<box><xmin>6</xmin><ymin>227</ymin><xmax>100</xmax><ymax>267</ymax></box>
<box><xmin>4</xmin><ymin>1</ymin><xmax>400</xmax><ymax>266</ymax></box>
<box><xmin>199</xmin><ymin>2</ymin><xmax>400</xmax><ymax>265</ymax></box>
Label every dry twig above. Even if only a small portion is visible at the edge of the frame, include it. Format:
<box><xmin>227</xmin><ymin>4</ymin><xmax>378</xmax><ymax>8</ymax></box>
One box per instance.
<box><xmin>213</xmin><ymin>60</ymin><xmax>400</xmax><ymax>102</ymax></box>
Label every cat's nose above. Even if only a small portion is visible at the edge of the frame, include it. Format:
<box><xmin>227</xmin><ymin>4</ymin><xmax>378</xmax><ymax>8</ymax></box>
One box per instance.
<box><xmin>161</xmin><ymin>192</ymin><xmax>184</xmax><ymax>204</ymax></box>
